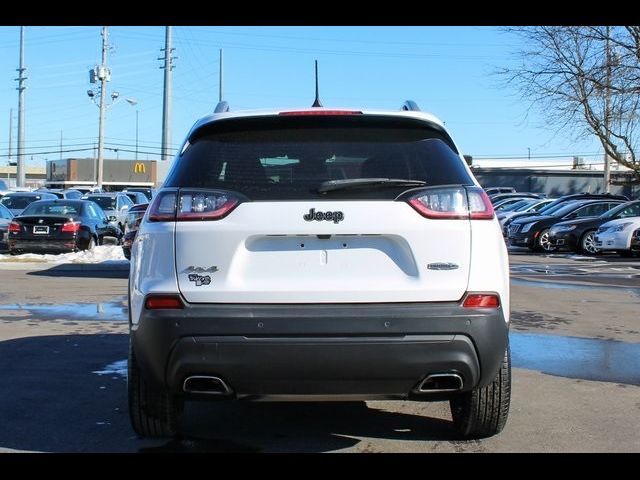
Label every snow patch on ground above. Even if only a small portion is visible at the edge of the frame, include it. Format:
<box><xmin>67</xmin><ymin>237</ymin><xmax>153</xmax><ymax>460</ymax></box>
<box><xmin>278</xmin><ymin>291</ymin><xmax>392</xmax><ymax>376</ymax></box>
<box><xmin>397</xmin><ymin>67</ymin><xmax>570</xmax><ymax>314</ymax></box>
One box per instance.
<box><xmin>93</xmin><ymin>359</ymin><xmax>127</xmax><ymax>379</ymax></box>
<box><xmin>0</xmin><ymin>245</ymin><xmax>128</xmax><ymax>266</ymax></box>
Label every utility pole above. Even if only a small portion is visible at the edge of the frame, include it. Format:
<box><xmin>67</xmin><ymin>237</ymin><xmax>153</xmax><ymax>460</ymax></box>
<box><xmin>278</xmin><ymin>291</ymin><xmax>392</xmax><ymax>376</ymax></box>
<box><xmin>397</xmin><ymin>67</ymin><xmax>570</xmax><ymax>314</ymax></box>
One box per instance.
<box><xmin>219</xmin><ymin>48</ymin><xmax>223</xmax><ymax>102</ymax></box>
<box><xmin>8</xmin><ymin>109</ymin><xmax>13</xmax><ymax>166</ymax></box>
<box><xmin>135</xmin><ymin>110</ymin><xmax>139</xmax><ymax>161</ymax></box>
<box><xmin>96</xmin><ymin>26</ymin><xmax>108</xmax><ymax>188</ymax></box>
<box><xmin>16</xmin><ymin>26</ymin><xmax>27</xmax><ymax>187</ymax></box>
<box><xmin>59</xmin><ymin>130</ymin><xmax>63</xmax><ymax>161</ymax></box>
<box><xmin>160</xmin><ymin>26</ymin><xmax>175</xmax><ymax>162</ymax></box>
<box><xmin>603</xmin><ymin>26</ymin><xmax>611</xmax><ymax>193</ymax></box>
<box><xmin>527</xmin><ymin>147</ymin><xmax>530</xmax><ymax>162</ymax></box>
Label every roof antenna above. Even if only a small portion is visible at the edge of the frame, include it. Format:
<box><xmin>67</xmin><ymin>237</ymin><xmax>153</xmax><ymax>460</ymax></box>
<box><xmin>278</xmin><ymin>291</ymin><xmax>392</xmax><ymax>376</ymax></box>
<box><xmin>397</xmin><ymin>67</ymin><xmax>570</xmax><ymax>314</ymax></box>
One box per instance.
<box><xmin>311</xmin><ymin>60</ymin><xmax>322</xmax><ymax>107</ymax></box>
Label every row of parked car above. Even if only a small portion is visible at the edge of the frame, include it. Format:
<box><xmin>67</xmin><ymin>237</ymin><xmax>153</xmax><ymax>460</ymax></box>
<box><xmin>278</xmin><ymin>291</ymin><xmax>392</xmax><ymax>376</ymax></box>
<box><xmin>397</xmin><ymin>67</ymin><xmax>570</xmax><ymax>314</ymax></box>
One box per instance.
<box><xmin>0</xmin><ymin>186</ymin><xmax>153</xmax><ymax>257</ymax></box>
<box><xmin>485</xmin><ymin>189</ymin><xmax>640</xmax><ymax>256</ymax></box>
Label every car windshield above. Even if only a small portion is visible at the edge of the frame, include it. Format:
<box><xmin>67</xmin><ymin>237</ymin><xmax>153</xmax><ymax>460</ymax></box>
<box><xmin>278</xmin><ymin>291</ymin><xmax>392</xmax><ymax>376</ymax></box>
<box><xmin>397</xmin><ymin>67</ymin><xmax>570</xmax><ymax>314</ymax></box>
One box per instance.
<box><xmin>0</xmin><ymin>204</ymin><xmax>12</xmax><ymax>219</ymax></box>
<box><xmin>0</xmin><ymin>196</ymin><xmax>39</xmax><ymax>210</ymax></box>
<box><xmin>501</xmin><ymin>200</ymin><xmax>532</xmax><ymax>212</ymax></box>
<box><xmin>22</xmin><ymin>202</ymin><xmax>81</xmax><ymax>217</ymax></box>
<box><xmin>602</xmin><ymin>201</ymin><xmax>640</xmax><ymax>219</ymax></box>
<box><xmin>87</xmin><ymin>196</ymin><xmax>117</xmax><ymax>210</ymax></box>
<box><xmin>165</xmin><ymin>117</ymin><xmax>473</xmax><ymax>200</ymax></box>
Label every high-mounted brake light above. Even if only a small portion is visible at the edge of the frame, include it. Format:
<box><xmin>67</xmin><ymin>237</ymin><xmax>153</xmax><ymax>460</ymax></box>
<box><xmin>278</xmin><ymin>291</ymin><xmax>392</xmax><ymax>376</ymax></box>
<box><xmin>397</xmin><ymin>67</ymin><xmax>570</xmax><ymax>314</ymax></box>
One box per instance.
<box><xmin>148</xmin><ymin>189</ymin><xmax>242</xmax><ymax>222</ymax></box>
<box><xmin>278</xmin><ymin>110</ymin><xmax>362</xmax><ymax>116</ymax></box>
<box><xmin>462</xmin><ymin>293</ymin><xmax>500</xmax><ymax>308</ymax></box>
<box><xmin>8</xmin><ymin>222</ymin><xmax>20</xmax><ymax>233</ymax></box>
<box><xmin>61</xmin><ymin>221</ymin><xmax>81</xmax><ymax>233</ymax></box>
<box><xmin>145</xmin><ymin>294</ymin><xmax>184</xmax><ymax>310</ymax></box>
<box><xmin>407</xmin><ymin>186</ymin><xmax>494</xmax><ymax>220</ymax></box>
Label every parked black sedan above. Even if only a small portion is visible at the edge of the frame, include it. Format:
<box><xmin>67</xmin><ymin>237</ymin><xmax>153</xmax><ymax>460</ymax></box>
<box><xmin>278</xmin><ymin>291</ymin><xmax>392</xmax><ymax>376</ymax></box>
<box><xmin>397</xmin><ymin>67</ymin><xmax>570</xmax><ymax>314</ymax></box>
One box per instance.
<box><xmin>548</xmin><ymin>200</ymin><xmax>640</xmax><ymax>254</ymax></box>
<box><xmin>631</xmin><ymin>228</ymin><xmax>640</xmax><ymax>254</ymax></box>
<box><xmin>0</xmin><ymin>203</ymin><xmax>14</xmax><ymax>251</ymax></box>
<box><xmin>502</xmin><ymin>192</ymin><xmax>630</xmax><ymax>235</ymax></box>
<box><xmin>122</xmin><ymin>203</ymin><xmax>148</xmax><ymax>260</ymax></box>
<box><xmin>508</xmin><ymin>199</ymin><xmax>626</xmax><ymax>252</ymax></box>
<box><xmin>7</xmin><ymin>199</ymin><xmax>121</xmax><ymax>254</ymax></box>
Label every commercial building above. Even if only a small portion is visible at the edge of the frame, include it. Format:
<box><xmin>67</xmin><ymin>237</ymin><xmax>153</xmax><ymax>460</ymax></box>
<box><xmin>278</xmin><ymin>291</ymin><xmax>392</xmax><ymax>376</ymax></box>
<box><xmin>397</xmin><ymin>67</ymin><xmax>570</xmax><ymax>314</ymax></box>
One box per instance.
<box><xmin>45</xmin><ymin>158</ymin><xmax>160</xmax><ymax>190</ymax></box>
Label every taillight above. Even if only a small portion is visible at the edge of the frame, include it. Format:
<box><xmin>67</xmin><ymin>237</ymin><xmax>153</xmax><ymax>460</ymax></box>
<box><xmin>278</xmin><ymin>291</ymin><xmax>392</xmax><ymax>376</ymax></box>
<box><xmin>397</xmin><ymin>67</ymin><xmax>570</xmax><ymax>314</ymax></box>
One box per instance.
<box><xmin>148</xmin><ymin>190</ymin><xmax>178</xmax><ymax>222</ymax></box>
<box><xmin>148</xmin><ymin>189</ymin><xmax>241</xmax><ymax>222</ymax></box>
<box><xmin>61</xmin><ymin>221</ymin><xmax>81</xmax><ymax>233</ymax></box>
<box><xmin>145</xmin><ymin>294</ymin><xmax>184</xmax><ymax>309</ymax></box>
<box><xmin>8</xmin><ymin>222</ymin><xmax>20</xmax><ymax>233</ymax></box>
<box><xmin>407</xmin><ymin>186</ymin><xmax>494</xmax><ymax>220</ymax></box>
<box><xmin>467</xmin><ymin>188</ymin><xmax>494</xmax><ymax>220</ymax></box>
<box><xmin>462</xmin><ymin>293</ymin><xmax>500</xmax><ymax>308</ymax></box>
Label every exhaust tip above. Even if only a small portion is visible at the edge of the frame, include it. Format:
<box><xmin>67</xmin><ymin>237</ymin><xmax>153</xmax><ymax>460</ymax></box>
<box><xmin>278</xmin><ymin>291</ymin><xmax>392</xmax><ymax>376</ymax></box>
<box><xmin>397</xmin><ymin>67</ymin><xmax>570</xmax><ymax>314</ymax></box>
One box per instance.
<box><xmin>183</xmin><ymin>376</ymin><xmax>232</xmax><ymax>395</ymax></box>
<box><xmin>414</xmin><ymin>373</ymin><xmax>463</xmax><ymax>393</ymax></box>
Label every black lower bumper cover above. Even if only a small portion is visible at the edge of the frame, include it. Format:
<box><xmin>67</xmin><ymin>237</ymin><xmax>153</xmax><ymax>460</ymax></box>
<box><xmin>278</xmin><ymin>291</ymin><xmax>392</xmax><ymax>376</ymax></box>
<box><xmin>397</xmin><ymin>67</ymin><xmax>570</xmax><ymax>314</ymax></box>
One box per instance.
<box><xmin>131</xmin><ymin>301</ymin><xmax>509</xmax><ymax>398</ymax></box>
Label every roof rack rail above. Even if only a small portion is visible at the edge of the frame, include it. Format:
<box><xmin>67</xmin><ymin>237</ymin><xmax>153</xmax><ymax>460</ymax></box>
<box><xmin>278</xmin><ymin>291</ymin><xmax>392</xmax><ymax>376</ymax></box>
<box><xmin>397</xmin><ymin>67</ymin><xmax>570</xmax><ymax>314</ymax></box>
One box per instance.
<box><xmin>214</xmin><ymin>101</ymin><xmax>230</xmax><ymax>113</ymax></box>
<box><xmin>401</xmin><ymin>100</ymin><xmax>421</xmax><ymax>112</ymax></box>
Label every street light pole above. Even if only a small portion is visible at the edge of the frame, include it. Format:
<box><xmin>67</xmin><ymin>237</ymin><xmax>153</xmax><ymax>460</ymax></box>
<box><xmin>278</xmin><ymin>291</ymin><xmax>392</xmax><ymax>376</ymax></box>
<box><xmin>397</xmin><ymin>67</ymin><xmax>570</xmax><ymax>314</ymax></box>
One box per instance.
<box><xmin>135</xmin><ymin>110</ymin><xmax>139</xmax><ymax>161</ymax></box>
<box><xmin>96</xmin><ymin>26</ymin><xmax>108</xmax><ymax>189</ymax></box>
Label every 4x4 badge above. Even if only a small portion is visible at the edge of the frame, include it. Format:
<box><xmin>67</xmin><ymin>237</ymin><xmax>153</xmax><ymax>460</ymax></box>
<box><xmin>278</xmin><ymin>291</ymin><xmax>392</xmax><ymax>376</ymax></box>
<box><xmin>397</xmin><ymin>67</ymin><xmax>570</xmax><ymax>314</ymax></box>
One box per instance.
<box><xmin>188</xmin><ymin>274</ymin><xmax>211</xmax><ymax>286</ymax></box>
<box><xmin>303</xmin><ymin>208</ymin><xmax>344</xmax><ymax>224</ymax></box>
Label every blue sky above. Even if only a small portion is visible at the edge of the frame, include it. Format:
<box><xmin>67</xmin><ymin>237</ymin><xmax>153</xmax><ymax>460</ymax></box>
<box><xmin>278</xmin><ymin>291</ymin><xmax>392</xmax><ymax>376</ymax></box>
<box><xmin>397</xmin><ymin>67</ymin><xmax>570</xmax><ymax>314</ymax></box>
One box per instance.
<box><xmin>0</xmin><ymin>26</ymin><xmax>603</xmax><ymax>168</ymax></box>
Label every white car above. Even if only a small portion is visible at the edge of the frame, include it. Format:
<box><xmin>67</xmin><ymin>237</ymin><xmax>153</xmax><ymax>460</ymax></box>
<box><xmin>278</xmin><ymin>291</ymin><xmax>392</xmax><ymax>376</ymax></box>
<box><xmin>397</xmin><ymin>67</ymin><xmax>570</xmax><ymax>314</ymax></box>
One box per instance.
<box><xmin>498</xmin><ymin>198</ymin><xmax>555</xmax><ymax>227</ymax></box>
<box><xmin>594</xmin><ymin>216</ymin><xmax>640</xmax><ymax>256</ymax></box>
<box><xmin>128</xmin><ymin>101</ymin><xmax>511</xmax><ymax>439</ymax></box>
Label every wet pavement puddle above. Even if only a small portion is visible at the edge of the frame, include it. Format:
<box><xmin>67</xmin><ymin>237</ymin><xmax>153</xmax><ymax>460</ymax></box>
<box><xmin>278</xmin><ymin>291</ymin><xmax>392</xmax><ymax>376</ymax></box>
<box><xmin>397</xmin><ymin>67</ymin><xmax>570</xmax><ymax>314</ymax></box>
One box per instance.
<box><xmin>510</xmin><ymin>332</ymin><xmax>640</xmax><ymax>386</ymax></box>
<box><xmin>0</xmin><ymin>299</ymin><xmax>127</xmax><ymax>321</ymax></box>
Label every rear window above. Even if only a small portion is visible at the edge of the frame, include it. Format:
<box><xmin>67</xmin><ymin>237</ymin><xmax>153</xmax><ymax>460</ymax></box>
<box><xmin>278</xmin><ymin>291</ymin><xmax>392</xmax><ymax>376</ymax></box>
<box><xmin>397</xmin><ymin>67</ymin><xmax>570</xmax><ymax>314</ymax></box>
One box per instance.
<box><xmin>1</xmin><ymin>196</ymin><xmax>40</xmax><ymax>210</ymax></box>
<box><xmin>22</xmin><ymin>202</ymin><xmax>81</xmax><ymax>217</ymax></box>
<box><xmin>87</xmin><ymin>196</ymin><xmax>117</xmax><ymax>210</ymax></box>
<box><xmin>165</xmin><ymin>117</ymin><xmax>473</xmax><ymax>200</ymax></box>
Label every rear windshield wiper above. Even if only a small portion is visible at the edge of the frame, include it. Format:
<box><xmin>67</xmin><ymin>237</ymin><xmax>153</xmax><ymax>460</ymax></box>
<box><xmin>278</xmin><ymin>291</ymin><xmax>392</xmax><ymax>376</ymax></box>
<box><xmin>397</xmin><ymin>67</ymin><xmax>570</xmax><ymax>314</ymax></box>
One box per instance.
<box><xmin>317</xmin><ymin>178</ymin><xmax>427</xmax><ymax>194</ymax></box>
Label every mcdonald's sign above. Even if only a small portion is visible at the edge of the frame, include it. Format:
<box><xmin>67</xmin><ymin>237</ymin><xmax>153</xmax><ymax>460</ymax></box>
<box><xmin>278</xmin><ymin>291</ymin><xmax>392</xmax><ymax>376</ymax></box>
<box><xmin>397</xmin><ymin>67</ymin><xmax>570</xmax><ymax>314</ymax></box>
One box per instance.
<box><xmin>133</xmin><ymin>163</ymin><xmax>146</xmax><ymax>174</ymax></box>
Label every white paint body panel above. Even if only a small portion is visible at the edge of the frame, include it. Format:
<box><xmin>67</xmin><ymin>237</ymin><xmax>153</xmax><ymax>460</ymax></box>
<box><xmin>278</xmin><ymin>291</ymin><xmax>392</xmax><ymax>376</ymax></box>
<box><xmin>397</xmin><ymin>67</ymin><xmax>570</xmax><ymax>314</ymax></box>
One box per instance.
<box><xmin>174</xmin><ymin>201</ymin><xmax>471</xmax><ymax>303</ymax></box>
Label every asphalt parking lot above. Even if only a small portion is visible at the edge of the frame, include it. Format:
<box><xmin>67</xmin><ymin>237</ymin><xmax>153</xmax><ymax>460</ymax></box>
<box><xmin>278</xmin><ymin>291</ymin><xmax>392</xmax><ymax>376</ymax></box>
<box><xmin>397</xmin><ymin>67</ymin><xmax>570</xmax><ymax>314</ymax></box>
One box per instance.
<box><xmin>0</xmin><ymin>249</ymin><xmax>638</xmax><ymax>452</ymax></box>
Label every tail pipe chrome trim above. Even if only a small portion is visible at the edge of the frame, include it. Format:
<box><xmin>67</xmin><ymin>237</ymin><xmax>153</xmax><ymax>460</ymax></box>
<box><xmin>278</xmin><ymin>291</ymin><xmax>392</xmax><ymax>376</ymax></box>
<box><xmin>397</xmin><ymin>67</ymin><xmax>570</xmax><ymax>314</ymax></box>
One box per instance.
<box><xmin>413</xmin><ymin>373</ymin><xmax>463</xmax><ymax>393</ymax></box>
<box><xmin>183</xmin><ymin>376</ymin><xmax>233</xmax><ymax>395</ymax></box>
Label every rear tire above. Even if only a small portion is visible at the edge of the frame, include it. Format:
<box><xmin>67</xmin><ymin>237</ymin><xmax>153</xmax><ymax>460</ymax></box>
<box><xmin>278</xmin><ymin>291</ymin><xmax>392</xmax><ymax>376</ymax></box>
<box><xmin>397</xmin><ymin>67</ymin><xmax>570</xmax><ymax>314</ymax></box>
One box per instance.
<box><xmin>449</xmin><ymin>344</ymin><xmax>511</xmax><ymax>439</ymax></box>
<box><xmin>81</xmin><ymin>236</ymin><xmax>96</xmax><ymax>251</ymax></box>
<box><xmin>128</xmin><ymin>339</ymin><xmax>183</xmax><ymax>437</ymax></box>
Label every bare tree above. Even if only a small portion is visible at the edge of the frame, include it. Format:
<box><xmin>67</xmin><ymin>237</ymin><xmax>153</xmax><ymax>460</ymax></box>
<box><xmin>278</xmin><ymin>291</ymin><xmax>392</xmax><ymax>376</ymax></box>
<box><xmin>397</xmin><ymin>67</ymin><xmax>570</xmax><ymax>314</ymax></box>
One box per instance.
<box><xmin>500</xmin><ymin>26</ymin><xmax>640</xmax><ymax>182</ymax></box>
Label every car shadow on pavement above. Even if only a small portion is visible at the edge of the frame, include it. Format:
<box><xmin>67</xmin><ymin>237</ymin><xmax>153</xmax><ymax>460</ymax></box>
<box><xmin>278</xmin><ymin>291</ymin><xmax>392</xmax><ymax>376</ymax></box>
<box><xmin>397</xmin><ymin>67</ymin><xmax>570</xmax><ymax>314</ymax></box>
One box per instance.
<box><xmin>0</xmin><ymin>333</ymin><xmax>459</xmax><ymax>453</ymax></box>
<box><xmin>25</xmin><ymin>263</ymin><xmax>129</xmax><ymax>279</ymax></box>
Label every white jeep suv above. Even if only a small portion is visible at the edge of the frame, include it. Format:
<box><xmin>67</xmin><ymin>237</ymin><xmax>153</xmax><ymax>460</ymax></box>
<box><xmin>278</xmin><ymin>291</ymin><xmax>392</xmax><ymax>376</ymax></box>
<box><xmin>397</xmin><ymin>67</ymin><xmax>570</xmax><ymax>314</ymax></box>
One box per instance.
<box><xmin>128</xmin><ymin>101</ymin><xmax>511</xmax><ymax>439</ymax></box>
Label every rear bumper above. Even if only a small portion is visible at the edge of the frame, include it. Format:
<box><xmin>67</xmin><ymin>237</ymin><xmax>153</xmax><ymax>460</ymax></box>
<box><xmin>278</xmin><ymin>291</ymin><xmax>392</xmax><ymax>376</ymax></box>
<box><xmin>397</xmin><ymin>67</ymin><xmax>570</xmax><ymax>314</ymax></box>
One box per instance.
<box><xmin>131</xmin><ymin>301</ymin><xmax>509</xmax><ymax>399</ymax></box>
<box><xmin>9</xmin><ymin>238</ymin><xmax>79</xmax><ymax>253</ymax></box>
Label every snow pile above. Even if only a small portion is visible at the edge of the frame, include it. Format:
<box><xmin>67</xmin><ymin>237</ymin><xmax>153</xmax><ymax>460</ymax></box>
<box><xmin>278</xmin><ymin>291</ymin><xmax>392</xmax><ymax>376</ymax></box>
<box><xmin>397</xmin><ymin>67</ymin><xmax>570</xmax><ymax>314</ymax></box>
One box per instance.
<box><xmin>0</xmin><ymin>245</ymin><xmax>128</xmax><ymax>266</ymax></box>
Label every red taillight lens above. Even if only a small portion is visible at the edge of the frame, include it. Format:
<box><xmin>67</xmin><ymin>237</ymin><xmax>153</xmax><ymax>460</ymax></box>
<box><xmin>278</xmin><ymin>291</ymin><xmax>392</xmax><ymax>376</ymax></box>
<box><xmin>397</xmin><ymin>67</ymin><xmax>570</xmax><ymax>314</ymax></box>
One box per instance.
<box><xmin>407</xmin><ymin>186</ymin><xmax>469</xmax><ymax>219</ymax></box>
<box><xmin>148</xmin><ymin>189</ymin><xmax>242</xmax><ymax>222</ymax></box>
<box><xmin>177</xmin><ymin>190</ymin><xmax>240</xmax><ymax>221</ymax></box>
<box><xmin>406</xmin><ymin>186</ymin><xmax>494</xmax><ymax>220</ymax></box>
<box><xmin>462</xmin><ymin>294</ymin><xmax>500</xmax><ymax>308</ymax></box>
<box><xmin>148</xmin><ymin>190</ymin><xmax>178</xmax><ymax>222</ymax></box>
<box><xmin>279</xmin><ymin>110</ymin><xmax>362</xmax><ymax>116</ymax></box>
<box><xmin>8</xmin><ymin>222</ymin><xmax>20</xmax><ymax>233</ymax></box>
<box><xmin>145</xmin><ymin>295</ymin><xmax>184</xmax><ymax>309</ymax></box>
<box><xmin>467</xmin><ymin>187</ymin><xmax>494</xmax><ymax>220</ymax></box>
<box><xmin>61</xmin><ymin>221</ymin><xmax>81</xmax><ymax>233</ymax></box>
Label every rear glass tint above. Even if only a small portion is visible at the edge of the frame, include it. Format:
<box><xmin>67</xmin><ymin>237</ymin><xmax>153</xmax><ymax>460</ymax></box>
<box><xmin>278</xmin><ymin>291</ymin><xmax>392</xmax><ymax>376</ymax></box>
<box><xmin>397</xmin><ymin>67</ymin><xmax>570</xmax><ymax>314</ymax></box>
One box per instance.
<box><xmin>165</xmin><ymin>117</ymin><xmax>473</xmax><ymax>200</ymax></box>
